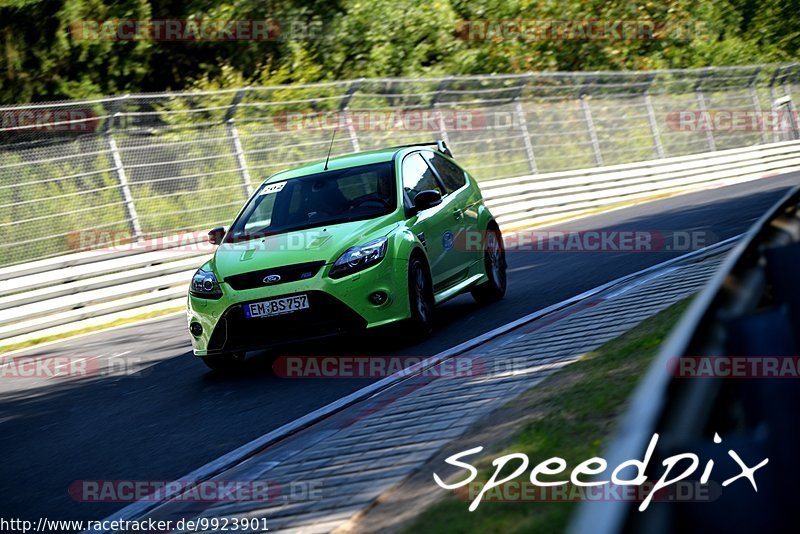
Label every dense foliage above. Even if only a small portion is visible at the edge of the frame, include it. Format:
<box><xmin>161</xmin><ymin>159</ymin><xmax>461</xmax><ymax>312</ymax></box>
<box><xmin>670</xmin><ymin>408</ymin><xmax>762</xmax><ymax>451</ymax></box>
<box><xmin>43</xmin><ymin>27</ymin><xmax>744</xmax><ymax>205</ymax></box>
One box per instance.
<box><xmin>0</xmin><ymin>0</ymin><xmax>798</xmax><ymax>103</ymax></box>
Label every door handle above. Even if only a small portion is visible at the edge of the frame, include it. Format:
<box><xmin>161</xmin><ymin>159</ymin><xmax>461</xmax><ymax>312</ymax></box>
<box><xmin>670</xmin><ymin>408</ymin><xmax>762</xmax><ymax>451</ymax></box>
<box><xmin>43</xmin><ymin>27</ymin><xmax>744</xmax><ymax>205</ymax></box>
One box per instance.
<box><xmin>453</xmin><ymin>208</ymin><xmax>463</xmax><ymax>220</ymax></box>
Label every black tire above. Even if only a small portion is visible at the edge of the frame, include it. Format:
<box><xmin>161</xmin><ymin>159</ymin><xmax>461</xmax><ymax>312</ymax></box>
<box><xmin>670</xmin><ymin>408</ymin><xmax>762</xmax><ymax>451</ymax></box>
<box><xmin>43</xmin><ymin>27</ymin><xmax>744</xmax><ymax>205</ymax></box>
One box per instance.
<box><xmin>201</xmin><ymin>351</ymin><xmax>246</xmax><ymax>372</ymax></box>
<box><xmin>471</xmin><ymin>226</ymin><xmax>507</xmax><ymax>304</ymax></box>
<box><xmin>408</xmin><ymin>255</ymin><xmax>435</xmax><ymax>336</ymax></box>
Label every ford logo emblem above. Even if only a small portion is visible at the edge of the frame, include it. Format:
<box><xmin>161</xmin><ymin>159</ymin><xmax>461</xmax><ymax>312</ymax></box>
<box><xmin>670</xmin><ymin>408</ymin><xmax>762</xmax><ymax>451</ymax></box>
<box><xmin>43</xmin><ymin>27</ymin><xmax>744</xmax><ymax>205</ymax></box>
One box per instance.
<box><xmin>263</xmin><ymin>274</ymin><xmax>281</xmax><ymax>284</ymax></box>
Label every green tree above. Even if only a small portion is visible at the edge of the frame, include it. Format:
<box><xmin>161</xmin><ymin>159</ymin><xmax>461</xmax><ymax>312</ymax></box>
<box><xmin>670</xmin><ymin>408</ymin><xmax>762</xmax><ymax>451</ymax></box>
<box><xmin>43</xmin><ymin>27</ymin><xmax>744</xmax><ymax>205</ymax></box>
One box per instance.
<box><xmin>0</xmin><ymin>0</ymin><xmax>798</xmax><ymax>104</ymax></box>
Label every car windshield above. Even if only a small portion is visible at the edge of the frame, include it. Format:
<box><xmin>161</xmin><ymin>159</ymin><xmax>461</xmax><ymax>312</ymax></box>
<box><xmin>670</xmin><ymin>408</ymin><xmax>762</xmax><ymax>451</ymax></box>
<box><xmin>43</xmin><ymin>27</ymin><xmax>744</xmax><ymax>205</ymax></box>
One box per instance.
<box><xmin>227</xmin><ymin>162</ymin><xmax>396</xmax><ymax>241</ymax></box>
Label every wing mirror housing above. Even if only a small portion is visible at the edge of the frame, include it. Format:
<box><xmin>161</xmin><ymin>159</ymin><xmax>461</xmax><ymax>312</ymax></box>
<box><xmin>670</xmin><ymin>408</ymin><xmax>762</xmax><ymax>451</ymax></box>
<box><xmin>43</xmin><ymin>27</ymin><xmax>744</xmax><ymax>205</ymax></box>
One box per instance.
<box><xmin>413</xmin><ymin>190</ymin><xmax>443</xmax><ymax>213</ymax></box>
<box><xmin>208</xmin><ymin>227</ymin><xmax>226</xmax><ymax>245</ymax></box>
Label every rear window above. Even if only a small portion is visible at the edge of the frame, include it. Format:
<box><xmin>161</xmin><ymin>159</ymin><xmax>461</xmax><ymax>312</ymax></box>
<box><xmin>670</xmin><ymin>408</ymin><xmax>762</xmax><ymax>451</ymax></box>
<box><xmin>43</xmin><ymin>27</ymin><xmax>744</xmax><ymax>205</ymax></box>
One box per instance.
<box><xmin>423</xmin><ymin>152</ymin><xmax>467</xmax><ymax>193</ymax></box>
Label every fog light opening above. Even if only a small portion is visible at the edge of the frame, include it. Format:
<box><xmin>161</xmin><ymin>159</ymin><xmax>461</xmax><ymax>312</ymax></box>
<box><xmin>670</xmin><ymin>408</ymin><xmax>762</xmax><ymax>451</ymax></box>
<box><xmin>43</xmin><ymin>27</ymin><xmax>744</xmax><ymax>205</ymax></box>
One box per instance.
<box><xmin>190</xmin><ymin>322</ymin><xmax>203</xmax><ymax>336</ymax></box>
<box><xmin>369</xmin><ymin>291</ymin><xmax>389</xmax><ymax>306</ymax></box>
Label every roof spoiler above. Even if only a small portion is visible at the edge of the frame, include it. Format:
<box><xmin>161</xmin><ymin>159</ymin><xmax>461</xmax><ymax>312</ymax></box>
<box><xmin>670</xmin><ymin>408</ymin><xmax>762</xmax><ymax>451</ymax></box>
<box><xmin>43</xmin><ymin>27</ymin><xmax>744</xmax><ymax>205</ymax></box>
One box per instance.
<box><xmin>390</xmin><ymin>140</ymin><xmax>453</xmax><ymax>158</ymax></box>
<box><xmin>435</xmin><ymin>140</ymin><xmax>453</xmax><ymax>157</ymax></box>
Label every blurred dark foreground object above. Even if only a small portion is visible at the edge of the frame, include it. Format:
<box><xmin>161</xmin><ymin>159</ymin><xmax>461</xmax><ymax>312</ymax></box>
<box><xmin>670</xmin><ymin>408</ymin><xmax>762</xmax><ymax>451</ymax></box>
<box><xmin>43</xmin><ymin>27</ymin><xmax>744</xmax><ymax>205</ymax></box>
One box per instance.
<box><xmin>572</xmin><ymin>185</ymin><xmax>800</xmax><ymax>534</ymax></box>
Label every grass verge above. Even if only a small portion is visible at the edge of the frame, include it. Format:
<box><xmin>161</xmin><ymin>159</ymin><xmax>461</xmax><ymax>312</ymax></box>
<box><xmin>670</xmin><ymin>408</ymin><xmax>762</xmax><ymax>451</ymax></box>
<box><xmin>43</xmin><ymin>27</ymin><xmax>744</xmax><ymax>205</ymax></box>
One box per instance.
<box><xmin>404</xmin><ymin>298</ymin><xmax>690</xmax><ymax>534</ymax></box>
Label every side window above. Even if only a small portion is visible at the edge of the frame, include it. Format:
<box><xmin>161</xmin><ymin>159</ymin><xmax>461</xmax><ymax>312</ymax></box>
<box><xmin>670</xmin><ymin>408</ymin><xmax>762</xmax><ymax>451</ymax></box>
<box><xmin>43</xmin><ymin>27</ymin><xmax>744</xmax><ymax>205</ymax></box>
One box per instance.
<box><xmin>424</xmin><ymin>153</ymin><xmax>467</xmax><ymax>193</ymax></box>
<box><xmin>402</xmin><ymin>153</ymin><xmax>442</xmax><ymax>203</ymax></box>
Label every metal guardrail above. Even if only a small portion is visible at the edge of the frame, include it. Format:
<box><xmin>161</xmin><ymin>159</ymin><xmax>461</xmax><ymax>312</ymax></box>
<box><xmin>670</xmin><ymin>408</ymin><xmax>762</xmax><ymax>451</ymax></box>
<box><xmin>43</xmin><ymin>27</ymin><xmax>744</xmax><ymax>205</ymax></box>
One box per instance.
<box><xmin>2</xmin><ymin>64</ymin><xmax>799</xmax><ymax>267</ymax></box>
<box><xmin>0</xmin><ymin>232</ymin><xmax>210</xmax><ymax>343</ymax></box>
<box><xmin>1</xmin><ymin>140</ymin><xmax>799</xmax><ymax>346</ymax></box>
<box><xmin>482</xmin><ymin>140</ymin><xmax>800</xmax><ymax>228</ymax></box>
<box><xmin>571</xmin><ymin>184</ymin><xmax>800</xmax><ymax>533</ymax></box>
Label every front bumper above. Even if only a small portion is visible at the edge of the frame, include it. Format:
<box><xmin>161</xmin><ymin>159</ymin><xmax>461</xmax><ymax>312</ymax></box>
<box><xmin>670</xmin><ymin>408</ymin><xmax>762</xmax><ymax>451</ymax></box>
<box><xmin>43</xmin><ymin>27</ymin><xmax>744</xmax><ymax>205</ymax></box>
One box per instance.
<box><xmin>187</xmin><ymin>258</ymin><xmax>410</xmax><ymax>356</ymax></box>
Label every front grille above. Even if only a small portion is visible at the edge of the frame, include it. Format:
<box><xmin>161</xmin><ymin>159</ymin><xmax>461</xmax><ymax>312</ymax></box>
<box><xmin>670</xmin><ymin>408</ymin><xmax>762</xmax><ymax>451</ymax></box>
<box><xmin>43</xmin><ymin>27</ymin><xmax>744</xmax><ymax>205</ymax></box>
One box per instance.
<box><xmin>224</xmin><ymin>261</ymin><xmax>326</xmax><ymax>291</ymax></box>
<box><xmin>207</xmin><ymin>291</ymin><xmax>366</xmax><ymax>352</ymax></box>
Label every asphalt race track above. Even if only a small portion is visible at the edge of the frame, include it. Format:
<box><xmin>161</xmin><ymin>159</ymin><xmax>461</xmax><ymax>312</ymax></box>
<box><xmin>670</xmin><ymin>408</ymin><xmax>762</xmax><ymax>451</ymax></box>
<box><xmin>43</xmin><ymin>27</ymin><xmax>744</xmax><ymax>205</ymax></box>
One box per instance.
<box><xmin>1</xmin><ymin>172</ymin><xmax>798</xmax><ymax>524</ymax></box>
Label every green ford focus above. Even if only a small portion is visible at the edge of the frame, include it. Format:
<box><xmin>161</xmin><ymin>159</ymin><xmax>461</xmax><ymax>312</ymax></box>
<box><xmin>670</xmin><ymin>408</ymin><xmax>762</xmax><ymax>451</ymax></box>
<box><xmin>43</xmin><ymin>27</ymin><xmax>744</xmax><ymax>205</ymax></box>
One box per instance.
<box><xmin>187</xmin><ymin>141</ymin><xmax>507</xmax><ymax>370</ymax></box>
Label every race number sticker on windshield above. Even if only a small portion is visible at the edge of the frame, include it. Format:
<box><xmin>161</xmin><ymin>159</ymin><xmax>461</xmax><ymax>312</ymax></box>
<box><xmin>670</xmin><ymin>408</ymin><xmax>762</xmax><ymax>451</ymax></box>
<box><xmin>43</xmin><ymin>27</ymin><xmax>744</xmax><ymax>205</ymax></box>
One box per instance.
<box><xmin>259</xmin><ymin>181</ymin><xmax>287</xmax><ymax>195</ymax></box>
<box><xmin>244</xmin><ymin>294</ymin><xmax>310</xmax><ymax>318</ymax></box>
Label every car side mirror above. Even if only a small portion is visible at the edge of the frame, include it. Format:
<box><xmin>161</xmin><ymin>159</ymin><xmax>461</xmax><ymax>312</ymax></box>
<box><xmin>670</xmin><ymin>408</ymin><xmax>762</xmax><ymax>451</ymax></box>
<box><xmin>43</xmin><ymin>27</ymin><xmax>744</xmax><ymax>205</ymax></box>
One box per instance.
<box><xmin>413</xmin><ymin>190</ymin><xmax>442</xmax><ymax>212</ymax></box>
<box><xmin>208</xmin><ymin>227</ymin><xmax>226</xmax><ymax>245</ymax></box>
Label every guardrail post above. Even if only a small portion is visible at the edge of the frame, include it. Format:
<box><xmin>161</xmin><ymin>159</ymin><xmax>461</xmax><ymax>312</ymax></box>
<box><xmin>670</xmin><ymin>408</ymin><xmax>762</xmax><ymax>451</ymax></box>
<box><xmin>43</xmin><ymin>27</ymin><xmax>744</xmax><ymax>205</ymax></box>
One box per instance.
<box><xmin>225</xmin><ymin>88</ymin><xmax>253</xmax><ymax>198</ymax></box>
<box><xmin>748</xmin><ymin>67</ymin><xmax>768</xmax><ymax>144</ymax></box>
<box><xmin>513</xmin><ymin>77</ymin><xmax>538</xmax><ymax>173</ymax></box>
<box><xmin>105</xmin><ymin>96</ymin><xmax>143</xmax><ymax>241</ymax></box>
<box><xmin>579</xmin><ymin>83</ymin><xmax>604</xmax><ymax>166</ymax></box>
<box><xmin>781</xmin><ymin>64</ymin><xmax>799</xmax><ymax>140</ymax></box>
<box><xmin>774</xmin><ymin>95</ymin><xmax>799</xmax><ymax>141</ymax></box>
<box><xmin>340</xmin><ymin>79</ymin><xmax>363</xmax><ymax>152</ymax></box>
<box><xmin>643</xmin><ymin>76</ymin><xmax>665</xmax><ymax>159</ymax></box>
<box><xmin>432</xmin><ymin>77</ymin><xmax>453</xmax><ymax>146</ymax></box>
<box><xmin>769</xmin><ymin>66</ymin><xmax>783</xmax><ymax>143</ymax></box>
<box><xmin>694</xmin><ymin>70</ymin><xmax>716</xmax><ymax>151</ymax></box>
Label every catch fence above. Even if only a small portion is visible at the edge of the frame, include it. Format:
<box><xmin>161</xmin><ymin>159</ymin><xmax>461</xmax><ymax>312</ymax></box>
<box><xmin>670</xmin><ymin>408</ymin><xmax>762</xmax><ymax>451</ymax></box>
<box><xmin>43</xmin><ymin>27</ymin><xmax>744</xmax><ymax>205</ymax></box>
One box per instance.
<box><xmin>1</xmin><ymin>64</ymin><xmax>798</xmax><ymax>266</ymax></box>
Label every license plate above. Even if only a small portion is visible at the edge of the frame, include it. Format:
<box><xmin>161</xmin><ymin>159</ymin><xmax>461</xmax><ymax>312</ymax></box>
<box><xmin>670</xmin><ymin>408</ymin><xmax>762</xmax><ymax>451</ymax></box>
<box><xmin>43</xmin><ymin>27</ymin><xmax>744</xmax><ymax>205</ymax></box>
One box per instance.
<box><xmin>244</xmin><ymin>294</ymin><xmax>310</xmax><ymax>318</ymax></box>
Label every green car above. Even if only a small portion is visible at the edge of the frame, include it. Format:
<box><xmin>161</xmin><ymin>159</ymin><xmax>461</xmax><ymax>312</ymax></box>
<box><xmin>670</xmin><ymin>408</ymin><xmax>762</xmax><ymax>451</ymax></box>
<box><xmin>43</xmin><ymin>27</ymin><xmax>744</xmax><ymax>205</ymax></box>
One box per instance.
<box><xmin>187</xmin><ymin>141</ymin><xmax>507</xmax><ymax>370</ymax></box>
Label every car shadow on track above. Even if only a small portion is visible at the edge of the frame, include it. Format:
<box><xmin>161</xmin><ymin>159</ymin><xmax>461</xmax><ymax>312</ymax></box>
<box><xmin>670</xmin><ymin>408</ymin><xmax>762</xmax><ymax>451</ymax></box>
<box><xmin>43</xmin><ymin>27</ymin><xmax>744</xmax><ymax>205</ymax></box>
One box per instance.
<box><xmin>201</xmin><ymin>296</ymin><xmax>486</xmax><ymax>381</ymax></box>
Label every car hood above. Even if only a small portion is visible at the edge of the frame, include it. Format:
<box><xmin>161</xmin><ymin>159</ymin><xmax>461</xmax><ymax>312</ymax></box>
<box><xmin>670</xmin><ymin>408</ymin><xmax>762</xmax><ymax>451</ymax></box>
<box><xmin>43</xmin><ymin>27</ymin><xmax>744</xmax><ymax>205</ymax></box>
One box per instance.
<box><xmin>212</xmin><ymin>218</ymin><xmax>398</xmax><ymax>280</ymax></box>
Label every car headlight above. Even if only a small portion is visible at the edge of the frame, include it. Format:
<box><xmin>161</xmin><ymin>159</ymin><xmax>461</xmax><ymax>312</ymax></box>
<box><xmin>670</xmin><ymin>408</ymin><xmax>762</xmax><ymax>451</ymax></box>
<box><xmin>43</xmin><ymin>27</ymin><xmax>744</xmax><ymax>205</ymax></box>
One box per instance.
<box><xmin>190</xmin><ymin>269</ymin><xmax>223</xmax><ymax>299</ymax></box>
<box><xmin>329</xmin><ymin>237</ymin><xmax>389</xmax><ymax>279</ymax></box>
